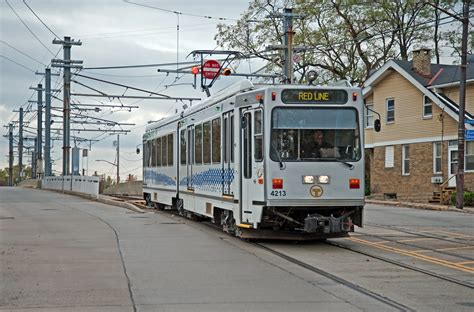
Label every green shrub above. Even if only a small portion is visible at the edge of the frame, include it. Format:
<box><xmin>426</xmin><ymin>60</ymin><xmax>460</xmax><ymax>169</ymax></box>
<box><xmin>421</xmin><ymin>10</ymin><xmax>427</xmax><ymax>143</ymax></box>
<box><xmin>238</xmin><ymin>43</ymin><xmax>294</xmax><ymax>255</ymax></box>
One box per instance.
<box><xmin>450</xmin><ymin>191</ymin><xmax>474</xmax><ymax>206</ymax></box>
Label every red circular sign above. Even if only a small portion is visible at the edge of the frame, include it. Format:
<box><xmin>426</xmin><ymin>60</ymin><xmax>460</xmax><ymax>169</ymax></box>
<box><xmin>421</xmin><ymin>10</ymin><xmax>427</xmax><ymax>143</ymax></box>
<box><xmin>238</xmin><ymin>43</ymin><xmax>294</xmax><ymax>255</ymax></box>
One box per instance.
<box><xmin>202</xmin><ymin>60</ymin><xmax>221</xmax><ymax>79</ymax></box>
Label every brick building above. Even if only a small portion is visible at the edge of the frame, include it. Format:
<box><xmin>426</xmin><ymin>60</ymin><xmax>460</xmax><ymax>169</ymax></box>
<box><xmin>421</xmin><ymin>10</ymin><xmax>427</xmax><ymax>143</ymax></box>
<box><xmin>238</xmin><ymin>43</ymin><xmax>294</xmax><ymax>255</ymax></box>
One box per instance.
<box><xmin>363</xmin><ymin>48</ymin><xmax>474</xmax><ymax>202</ymax></box>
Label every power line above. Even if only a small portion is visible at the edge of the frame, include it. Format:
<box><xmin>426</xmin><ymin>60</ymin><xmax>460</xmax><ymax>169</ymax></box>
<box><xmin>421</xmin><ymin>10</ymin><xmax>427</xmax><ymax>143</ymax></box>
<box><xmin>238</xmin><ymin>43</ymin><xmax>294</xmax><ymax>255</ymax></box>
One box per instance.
<box><xmin>5</xmin><ymin>0</ymin><xmax>55</xmax><ymax>56</ymax></box>
<box><xmin>0</xmin><ymin>54</ymin><xmax>36</xmax><ymax>73</ymax></box>
<box><xmin>82</xmin><ymin>60</ymin><xmax>200</xmax><ymax>70</ymax></box>
<box><xmin>22</xmin><ymin>0</ymin><xmax>61</xmax><ymax>39</ymax></box>
<box><xmin>0</xmin><ymin>40</ymin><xmax>47</xmax><ymax>66</ymax></box>
<box><xmin>123</xmin><ymin>0</ymin><xmax>238</xmax><ymax>21</ymax></box>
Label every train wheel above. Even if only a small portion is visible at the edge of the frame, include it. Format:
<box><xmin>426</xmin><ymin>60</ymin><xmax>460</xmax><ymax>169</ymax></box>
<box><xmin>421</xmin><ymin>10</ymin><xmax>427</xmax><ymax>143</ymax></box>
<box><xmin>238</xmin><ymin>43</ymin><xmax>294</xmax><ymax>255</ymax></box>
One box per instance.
<box><xmin>144</xmin><ymin>193</ymin><xmax>152</xmax><ymax>207</ymax></box>
<box><xmin>221</xmin><ymin>210</ymin><xmax>236</xmax><ymax>235</ymax></box>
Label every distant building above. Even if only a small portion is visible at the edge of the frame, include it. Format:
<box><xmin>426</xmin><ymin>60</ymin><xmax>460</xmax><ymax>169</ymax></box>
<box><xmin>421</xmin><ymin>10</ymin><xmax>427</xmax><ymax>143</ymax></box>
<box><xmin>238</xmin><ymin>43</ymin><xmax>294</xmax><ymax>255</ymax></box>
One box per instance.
<box><xmin>363</xmin><ymin>48</ymin><xmax>474</xmax><ymax>202</ymax></box>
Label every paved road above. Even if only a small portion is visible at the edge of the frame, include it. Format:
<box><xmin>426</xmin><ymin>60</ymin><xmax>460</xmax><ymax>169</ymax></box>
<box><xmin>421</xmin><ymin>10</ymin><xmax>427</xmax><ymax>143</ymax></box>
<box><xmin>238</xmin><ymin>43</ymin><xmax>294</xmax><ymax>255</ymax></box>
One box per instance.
<box><xmin>1</xmin><ymin>188</ymin><xmax>401</xmax><ymax>312</ymax></box>
<box><xmin>264</xmin><ymin>203</ymin><xmax>474</xmax><ymax>311</ymax></box>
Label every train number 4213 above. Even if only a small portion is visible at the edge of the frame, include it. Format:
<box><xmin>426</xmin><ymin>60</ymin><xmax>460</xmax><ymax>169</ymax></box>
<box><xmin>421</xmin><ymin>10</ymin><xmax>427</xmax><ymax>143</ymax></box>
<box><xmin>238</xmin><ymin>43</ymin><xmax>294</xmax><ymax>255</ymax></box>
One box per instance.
<box><xmin>270</xmin><ymin>190</ymin><xmax>287</xmax><ymax>196</ymax></box>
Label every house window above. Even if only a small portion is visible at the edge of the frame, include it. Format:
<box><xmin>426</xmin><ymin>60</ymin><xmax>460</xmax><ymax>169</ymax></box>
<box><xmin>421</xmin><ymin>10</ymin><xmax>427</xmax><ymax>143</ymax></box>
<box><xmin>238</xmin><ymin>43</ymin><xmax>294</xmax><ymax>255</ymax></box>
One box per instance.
<box><xmin>433</xmin><ymin>142</ymin><xmax>442</xmax><ymax>173</ymax></box>
<box><xmin>365</xmin><ymin>104</ymin><xmax>374</xmax><ymax>128</ymax></box>
<box><xmin>402</xmin><ymin>145</ymin><xmax>410</xmax><ymax>175</ymax></box>
<box><xmin>423</xmin><ymin>95</ymin><xmax>432</xmax><ymax>118</ymax></box>
<box><xmin>466</xmin><ymin>141</ymin><xmax>474</xmax><ymax>171</ymax></box>
<box><xmin>386</xmin><ymin>98</ymin><xmax>395</xmax><ymax>123</ymax></box>
<box><xmin>385</xmin><ymin>145</ymin><xmax>394</xmax><ymax>168</ymax></box>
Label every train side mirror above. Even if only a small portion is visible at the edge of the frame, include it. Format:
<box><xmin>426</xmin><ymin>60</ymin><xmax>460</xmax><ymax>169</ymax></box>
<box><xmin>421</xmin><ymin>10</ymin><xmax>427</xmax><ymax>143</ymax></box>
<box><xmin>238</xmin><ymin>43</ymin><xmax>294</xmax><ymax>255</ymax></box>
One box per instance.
<box><xmin>136</xmin><ymin>147</ymin><xmax>140</xmax><ymax>154</ymax></box>
<box><xmin>374</xmin><ymin>119</ymin><xmax>381</xmax><ymax>132</ymax></box>
<box><xmin>241</xmin><ymin>116</ymin><xmax>248</xmax><ymax>129</ymax></box>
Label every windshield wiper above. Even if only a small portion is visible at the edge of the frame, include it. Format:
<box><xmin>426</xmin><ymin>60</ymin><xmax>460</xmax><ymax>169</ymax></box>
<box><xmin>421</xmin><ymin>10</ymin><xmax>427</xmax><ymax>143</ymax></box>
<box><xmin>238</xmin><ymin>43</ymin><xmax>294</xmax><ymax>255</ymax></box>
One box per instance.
<box><xmin>316</xmin><ymin>158</ymin><xmax>354</xmax><ymax>170</ymax></box>
<box><xmin>271</xmin><ymin>140</ymin><xmax>286</xmax><ymax>170</ymax></box>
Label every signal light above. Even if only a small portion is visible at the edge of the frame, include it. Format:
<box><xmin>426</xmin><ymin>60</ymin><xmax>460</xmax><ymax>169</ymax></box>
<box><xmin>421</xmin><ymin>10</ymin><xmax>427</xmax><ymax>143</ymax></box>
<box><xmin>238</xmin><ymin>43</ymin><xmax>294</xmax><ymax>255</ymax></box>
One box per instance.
<box><xmin>349</xmin><ymin>179</ymin><xmax>360</xmax><ymax>189</ymax></box>
<box><xmin>272</xmin><ymin>178</ymin><xmax>283</xmax><ymax>189</ymax></box>
<box><xmin>352</xmin><ymin>92</ymin><xmax>357</xmax><ymax>101</ymax></box>
<box><xmin>222</xmin><ymin>68</ymin><xmax>231</xmax><ymax>76</ymax></box>
<box><xmin>272</xmin><ymin>91</ymin><xmax>276</xmax><ymax>101</ymax></box>
<box><xmin>191</xmin><ymin>66</ymin><xmax>200</xmax><ymax>75</ymax></box>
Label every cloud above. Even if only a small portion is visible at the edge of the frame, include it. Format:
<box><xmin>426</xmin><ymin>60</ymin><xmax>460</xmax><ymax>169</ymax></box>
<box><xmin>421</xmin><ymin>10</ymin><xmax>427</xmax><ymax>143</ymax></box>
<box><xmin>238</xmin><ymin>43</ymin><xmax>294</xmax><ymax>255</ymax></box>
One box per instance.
<box><xmin>0</xmin><ymin>0</ymin><xmax>250</xmax><ymax>173</ymax></box>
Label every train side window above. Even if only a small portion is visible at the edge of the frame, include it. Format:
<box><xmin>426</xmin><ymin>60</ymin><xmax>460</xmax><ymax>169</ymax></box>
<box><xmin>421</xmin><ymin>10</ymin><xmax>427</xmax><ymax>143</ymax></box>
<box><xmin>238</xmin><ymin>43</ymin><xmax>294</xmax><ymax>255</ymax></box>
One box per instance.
<box><xmin>154</xmin><ymin>138</ymin><xmax>159</xmax><ymax>167</ymax></box>
<box><xmin>168</xmin><ymin>133</ymin><xmax>173</xmax><ymax>166</ymax></box>
<box><xmin>223</xmin><ymin>116</ymin><xmax>228</xmax><ymax>163</ymax></box>
<box><xmin>162</xmin><ymin>135</ymin><xmax>168</xmax><ymax>166</ymax></box>
<box><xmin>212</xmin><ymin>118</ymin><xmax>221</xmax><ymax>163</ymax></box>
<box><xmin>230</xmin><ymin>114</ymin><xmax>234</xmax><ymax>163</ymax></box>
<box><xmin>180</xmin><ymin>129</ymin><xmax>186</xmax><ymax>165</ymax></box>
<box><xmin>148</xmin><ymin>141</ymin><xmax>153</xmax><ymax>167</ymax></box>
<box><xmin>243</xmin><ymin>112</ymin><xmax>252</xmax><ymax>179</ymax></box>
<box><xmin>254</xmin><ymin>110</ymin><xmax>263</xmax><ymax>161</ymax></box>
<box><xmin>203</xmin><ymin>121</ymin><xmax>211</xmax><ymax>164</ymax></box>
<box><xmin>156</xmin><ymin>137</ymin><xmax>162</xmax><ymax>167</ymax></box>
<box><xmin>150</xmin><ymin>140</ymin><xmax>155</xmax><ymax>167</ymax></box>
<box><xmin>195</xmin><ymin>124</ymin><xmax>203</xmax><ymax>164</ymax></box>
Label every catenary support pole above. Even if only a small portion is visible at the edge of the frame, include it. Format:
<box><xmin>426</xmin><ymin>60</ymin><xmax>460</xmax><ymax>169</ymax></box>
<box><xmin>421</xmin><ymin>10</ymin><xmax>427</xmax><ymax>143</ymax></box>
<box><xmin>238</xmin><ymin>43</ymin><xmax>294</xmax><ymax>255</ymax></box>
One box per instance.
<box><xmin>117</xmin><ymin>134</ymin><xmax>120</xmax><ymax>184</ymax></box>
<box><xmin>18</xmin><ymin>108</ymin><xmax>23</xmax><ymax>181</ymax></box>
<box><xmin>8</xmin><ymin>123</ymin><xmax>14</xmax><ymax>186</ymax></box>
<box><xmin>45</xmin><ymin>68</ymin><xmax>52</xmax><ymax>176</ymax></box>
<box><xmin>36</xmin><ymin>84</ymin><xmax>43</xmax><ymax>177</ymax></box>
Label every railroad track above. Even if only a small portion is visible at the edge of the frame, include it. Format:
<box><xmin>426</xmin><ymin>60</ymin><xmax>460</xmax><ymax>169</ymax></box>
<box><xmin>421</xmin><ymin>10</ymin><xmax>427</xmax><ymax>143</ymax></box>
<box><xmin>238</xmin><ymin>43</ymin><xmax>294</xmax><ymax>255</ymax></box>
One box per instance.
<box><xmin>122</xmin><ymin>197</ymin><xmax>474</xmax><ymax>292</ymax></box>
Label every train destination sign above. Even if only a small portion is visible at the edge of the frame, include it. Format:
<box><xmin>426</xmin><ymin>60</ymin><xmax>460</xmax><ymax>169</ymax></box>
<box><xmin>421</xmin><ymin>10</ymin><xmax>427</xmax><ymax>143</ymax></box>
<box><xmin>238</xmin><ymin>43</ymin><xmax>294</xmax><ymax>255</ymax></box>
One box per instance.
<box><xmin>281</xmin><ymin>89</ymin><xmax>348</xmax><ymax>104</ymax></box>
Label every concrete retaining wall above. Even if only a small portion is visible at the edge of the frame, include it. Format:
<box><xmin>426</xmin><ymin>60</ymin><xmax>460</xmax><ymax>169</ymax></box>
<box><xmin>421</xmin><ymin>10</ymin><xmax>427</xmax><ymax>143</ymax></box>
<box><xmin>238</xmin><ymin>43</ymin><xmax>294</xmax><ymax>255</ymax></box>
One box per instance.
<box><xmin>43</xmin><ymin>176</ymin><xmax>100</xmax><ymax>197</ymax></box>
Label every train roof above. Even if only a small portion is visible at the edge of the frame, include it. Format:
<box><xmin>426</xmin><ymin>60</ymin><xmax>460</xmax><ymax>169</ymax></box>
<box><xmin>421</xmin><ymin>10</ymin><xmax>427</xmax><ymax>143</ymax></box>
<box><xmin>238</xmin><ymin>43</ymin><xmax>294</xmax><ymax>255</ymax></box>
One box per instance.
<box><xmin>145</xmin><ymin>79</ymin><xmax>255</xmax><ymax>133</ymax></box>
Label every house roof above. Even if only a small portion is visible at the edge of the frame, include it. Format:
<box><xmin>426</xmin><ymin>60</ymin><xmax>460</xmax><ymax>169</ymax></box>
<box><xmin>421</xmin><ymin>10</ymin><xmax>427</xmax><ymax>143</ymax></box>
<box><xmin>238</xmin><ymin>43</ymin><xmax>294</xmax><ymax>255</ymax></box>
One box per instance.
<box><xmin>393</xmin><ymin>60</ymin><xmax>474</xmax><ymax>88</ymax></box>
<box><xmin>363</xmin><ymin>59</ymin><xmax>474</xmax><ymax>129</ymax></box>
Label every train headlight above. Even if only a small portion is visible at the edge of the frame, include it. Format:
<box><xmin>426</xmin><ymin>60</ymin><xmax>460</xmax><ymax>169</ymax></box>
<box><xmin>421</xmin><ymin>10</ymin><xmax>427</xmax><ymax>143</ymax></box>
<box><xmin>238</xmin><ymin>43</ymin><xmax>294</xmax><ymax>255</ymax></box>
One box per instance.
<box><xmin>302</xmin><ymin>175</ymin><xmax>314</xmax><ymax>184</ymax></box>
<box><xmin>318</xmin><ymin>175</ymin><xmax>330</xmax><ymax>184</ymax></box>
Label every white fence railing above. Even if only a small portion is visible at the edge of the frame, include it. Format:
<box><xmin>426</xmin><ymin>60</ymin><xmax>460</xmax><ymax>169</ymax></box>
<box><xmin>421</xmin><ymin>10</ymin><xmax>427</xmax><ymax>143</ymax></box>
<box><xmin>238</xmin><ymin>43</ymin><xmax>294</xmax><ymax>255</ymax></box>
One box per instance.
<box><xmin>42</xmin><ymin>175</ymin><xmax>100</xmax><ymax>197</ymax></box>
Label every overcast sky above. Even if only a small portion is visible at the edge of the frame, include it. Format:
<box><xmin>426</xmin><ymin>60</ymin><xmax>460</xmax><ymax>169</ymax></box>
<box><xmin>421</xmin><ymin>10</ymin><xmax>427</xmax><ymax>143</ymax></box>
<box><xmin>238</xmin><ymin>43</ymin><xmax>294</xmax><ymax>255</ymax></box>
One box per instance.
<box><xmin>0</xmin><ymin>0</ymin><xmax>253</xmax><ymax>179</ymax></box>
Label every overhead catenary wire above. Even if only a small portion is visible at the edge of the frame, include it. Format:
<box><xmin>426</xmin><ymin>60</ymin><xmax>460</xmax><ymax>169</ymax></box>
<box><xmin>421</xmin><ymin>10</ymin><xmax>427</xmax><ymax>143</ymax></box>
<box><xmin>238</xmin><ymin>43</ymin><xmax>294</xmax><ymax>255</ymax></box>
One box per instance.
<box><xmin>22</xmin><ymin>0</ymin><xmax>61</xmax><ymax>39</ymax></box>
<box><xmin>0</xmin><ymin>54</ymin><xmax>36</xmax><ymax>73</ymax></box>
<box><xmin>123</xmin><ymin>0</ymin><xmax>238</xmax><ymax>21</ymax></box>
<box><xmin>0</xmin><ymin>40</ymin><xmax>48</xmax><ymax>67</ymax></box>
<box><xmin>5</xmin><ymin>0</ymin><xmax>55</xmax><ymax>56</ymax></box>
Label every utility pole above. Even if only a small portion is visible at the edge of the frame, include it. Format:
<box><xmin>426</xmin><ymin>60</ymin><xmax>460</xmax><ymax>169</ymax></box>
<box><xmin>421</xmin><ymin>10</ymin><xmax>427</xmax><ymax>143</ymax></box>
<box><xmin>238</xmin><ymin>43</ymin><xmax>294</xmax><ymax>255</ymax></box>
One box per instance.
<box><xmin>52</xmin><ymin>36</ymin><xmax>83</xmax><ymax>176</ymax></box>
<box><xmin>267</xmin><ymin>8</ymin><xmax>303</xmax><ymax>84</ymax></box>
<box><xmin>36</xmin><ymin>84</ymin><xmax>43</xmax><ymax>178</ymax></box>
<box><xmin>36</xmin><ymin>68</ymin><xmax>59</xmax><ymax>176</ymax></box>
<box><xmin>116</xmin><ymin>134</ymin><xmax>120</xmax><ymax>184</ymax></box>
<box><xmin>455</xmin><ymin>0</ymin><xmax>470</xmax><ymax>209</ymax></box>
<box><xmin>429</xmin><ymin>0</ymin><xmax>471</xmax><ymax>209</ymax></box>
<box><xmin>18</xmin><ymin>107</ymin><xmax>23</xmax><ymax>181</ymax></box>
<box><xmin>32</xmin><ymin>137</ymin><xmax>37</xmax><ymax>179</ymax></box>
<box><xmin>8</xmin><ymin>123</ymin><xmax>14</xmax><ymax>186</ymax></box>
<box><xmin>283</xmin><ymin>8</ymin><xmax>294</xmax><ymax>84</ymax></box>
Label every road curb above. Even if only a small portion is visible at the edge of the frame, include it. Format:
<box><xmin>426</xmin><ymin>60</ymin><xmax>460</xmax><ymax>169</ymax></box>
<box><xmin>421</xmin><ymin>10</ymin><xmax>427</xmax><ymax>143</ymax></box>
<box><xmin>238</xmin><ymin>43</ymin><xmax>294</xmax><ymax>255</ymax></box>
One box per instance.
<box><xmin>41</xmin><ymin>188</ymin><xmax>145</xmax><ymax>213</ymax></box>
<box><xmin>366</xmin><ymin>199</ymin><xmax>474</xmax><ymax>214</ymax></box>
<box><xmin>97</xmin><ymin>196</ymin><xmax>145</xmax><ymax>213</ymax></box>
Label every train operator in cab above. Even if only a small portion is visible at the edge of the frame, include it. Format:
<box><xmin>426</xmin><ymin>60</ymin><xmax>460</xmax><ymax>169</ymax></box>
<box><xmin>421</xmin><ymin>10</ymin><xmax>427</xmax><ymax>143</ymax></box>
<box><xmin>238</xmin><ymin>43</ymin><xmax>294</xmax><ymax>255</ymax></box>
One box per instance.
<box><xmin>301</xmin><ymin>129</ymin><xmax>340</xmax><ymax>159</ymax></box>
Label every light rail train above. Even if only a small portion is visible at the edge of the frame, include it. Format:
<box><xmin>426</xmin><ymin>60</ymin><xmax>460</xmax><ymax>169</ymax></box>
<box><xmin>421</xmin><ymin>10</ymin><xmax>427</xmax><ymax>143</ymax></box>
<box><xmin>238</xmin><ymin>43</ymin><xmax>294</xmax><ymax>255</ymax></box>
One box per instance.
<box><xmin>142</xmin><ymin>80</ymin><xmax>373</xmax><ymax>239</ymax></box>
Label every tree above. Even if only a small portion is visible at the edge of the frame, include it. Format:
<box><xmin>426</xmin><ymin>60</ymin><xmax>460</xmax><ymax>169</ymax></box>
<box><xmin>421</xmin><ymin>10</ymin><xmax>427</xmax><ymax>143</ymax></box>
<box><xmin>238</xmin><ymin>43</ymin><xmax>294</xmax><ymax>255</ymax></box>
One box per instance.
<box><xmin>214</xmin><ymin>0</ymin><xmax>461</xmax><ymax>85</ymax></box>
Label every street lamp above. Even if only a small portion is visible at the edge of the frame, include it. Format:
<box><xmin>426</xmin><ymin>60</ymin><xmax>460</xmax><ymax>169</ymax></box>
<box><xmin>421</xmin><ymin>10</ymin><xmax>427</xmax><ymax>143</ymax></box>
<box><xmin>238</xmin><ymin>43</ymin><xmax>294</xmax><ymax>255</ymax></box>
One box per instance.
<box><xmin>96</xmin><ymin>159</ymin><xmax>119</xmax><ymax>184</ymax></box>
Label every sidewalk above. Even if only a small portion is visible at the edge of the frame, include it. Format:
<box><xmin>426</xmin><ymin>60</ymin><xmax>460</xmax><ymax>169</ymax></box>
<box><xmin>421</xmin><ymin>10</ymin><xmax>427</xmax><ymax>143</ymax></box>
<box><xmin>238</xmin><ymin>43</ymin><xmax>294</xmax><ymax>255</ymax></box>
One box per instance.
<box><xmin>366</xmin><ymin>199</ymin><xmax>474</xmax><ymax>214</ymax></box>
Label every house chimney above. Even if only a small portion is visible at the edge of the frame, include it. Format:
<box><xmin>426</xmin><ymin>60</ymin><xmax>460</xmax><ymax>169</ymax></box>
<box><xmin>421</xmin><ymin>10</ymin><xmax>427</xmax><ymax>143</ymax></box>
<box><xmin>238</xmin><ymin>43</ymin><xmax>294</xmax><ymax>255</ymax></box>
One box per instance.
<box><xmin>412</xmin><ymin>48</ymin><xmax>431</xmax><ymax>76</ymax></box>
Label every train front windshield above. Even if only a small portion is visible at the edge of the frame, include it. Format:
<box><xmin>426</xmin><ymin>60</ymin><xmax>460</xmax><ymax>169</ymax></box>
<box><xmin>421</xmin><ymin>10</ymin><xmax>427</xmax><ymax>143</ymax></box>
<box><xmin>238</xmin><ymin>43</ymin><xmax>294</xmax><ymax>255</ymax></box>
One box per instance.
<box><xmin>270</xmin><ymin>107</ymin><xmax>361</xmax><ymax>162</ymax></box>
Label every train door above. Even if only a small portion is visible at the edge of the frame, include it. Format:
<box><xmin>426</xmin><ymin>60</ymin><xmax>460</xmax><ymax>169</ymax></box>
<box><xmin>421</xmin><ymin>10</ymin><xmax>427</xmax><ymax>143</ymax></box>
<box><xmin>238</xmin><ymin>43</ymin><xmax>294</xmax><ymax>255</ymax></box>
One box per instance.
<box><xmin>240</xmin><ymin>108</ymin><xmax>264</xmax><ymax>224</ymax></box>
<box><xmin>222</xmin><ymin>111</ymin><xmax>234</xmax><ymax>196</ymax></box>
<box><xmin>187</xmin><ymin>125</ymin><xmax>194</xmax><ymax>190</ymax></box>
